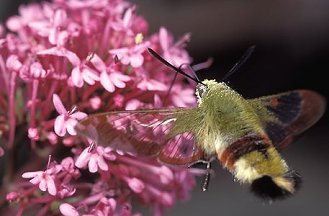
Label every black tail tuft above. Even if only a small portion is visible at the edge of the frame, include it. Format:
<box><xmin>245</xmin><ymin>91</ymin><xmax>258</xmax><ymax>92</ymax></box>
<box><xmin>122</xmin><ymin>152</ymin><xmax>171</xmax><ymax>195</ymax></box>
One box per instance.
<box><xmin>250</xmin><ymin>170</ymin><xmax>301</xmax><ymax>201</ymax></box>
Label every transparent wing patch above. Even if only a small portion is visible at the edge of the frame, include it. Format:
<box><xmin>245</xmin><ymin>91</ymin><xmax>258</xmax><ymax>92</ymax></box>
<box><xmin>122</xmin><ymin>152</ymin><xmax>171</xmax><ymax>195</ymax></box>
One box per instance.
<box><xmin>76</xmin><ymin>109</ymin><xmax>204</xmax><ymax>165</ymax></box>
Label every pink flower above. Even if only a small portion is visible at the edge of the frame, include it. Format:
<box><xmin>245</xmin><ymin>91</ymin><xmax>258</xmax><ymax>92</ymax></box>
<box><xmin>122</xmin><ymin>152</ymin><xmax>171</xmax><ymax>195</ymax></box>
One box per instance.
<box><xmin>1</xmin><ymin>0</ymin><xmax>198</xmax><ymax>215</ymax></box>
<box><xmin>111</xmin><ymin>8</ymin><xmax>134</xmax><ymax>34</ymax></box>
<box><xmin>26</xmin><ymin>7</ymin><xmax>76</xmax><ymax>46</ymax></box>
<box><xmin>61</xmin><ymin>157</ymin><xmax>80</xmax><ymax>178</ymax></box>
<box><xmin>109</xmin><ymin>42</ymin><xmax>150</xmax><ymax>68</ymax></box>
<box><xmin>136</xmin><ymin>77</ymin><xmax>168</xmax><ymax>91</ymax></box>
<box><xmin>158</xmin><ymin>27</ymin><xmax>191</xmax><ymax>67</ymax></box>
<box><xmin>170</xmin><ymin>84</ymin><xmax>196</xmax><ymax>107</ymax></box>
<box><xmin>90</xmin><ymin>54</ymin><xmax>131</xmax><ymax>92</ymax></box>
<box><xmin>69</xmin><ymin>53</ymin><xmax>101</xmax><ymax>88</ymax></box>
<box><xmin>53</xmin><ymin>94</ymin><xmax>87</xmax><ymax>136</ymax></box>
<box><xmin>75</xmin><ymin>145</ymin><xmax>109</xmax><ymax>173</ymax></box>
<box><xmin>71</xmin><ymin>63</ymin><xmax>100</xmax><ymax>88</ymax></box>
<box><xmin>6</xmin><ymin>3</ymin><xmax>45</xmax><ymax>32</ymax></box>
<box><xmin>38</xmin><ymin>47</ymin><xmax>100</xmax><ymax>88</ymax></box>
<box><xmin>22</xmin><ymin>164</ymin><xmax>62</xmax><ymax>196</ymax></box>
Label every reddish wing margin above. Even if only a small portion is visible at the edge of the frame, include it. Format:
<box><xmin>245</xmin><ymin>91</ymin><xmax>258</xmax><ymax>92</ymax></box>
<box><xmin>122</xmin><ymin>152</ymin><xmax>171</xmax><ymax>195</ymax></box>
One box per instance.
<box><xmin>75</xmin><ymin>108</ymin><xmax>205</xmax><ymax>165</ymax></box>
<box><xmin>249</xmin><ymin>90</ymin><xmax>326</xmax><ymax>149</ymax></box>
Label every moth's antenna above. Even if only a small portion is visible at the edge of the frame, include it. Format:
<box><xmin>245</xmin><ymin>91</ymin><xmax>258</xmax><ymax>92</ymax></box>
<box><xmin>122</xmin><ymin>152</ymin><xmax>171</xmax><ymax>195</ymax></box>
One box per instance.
<box><xmin>164</xmin><ymin>71</ymin><xmax>178</xmax><ymax>104</ymax></box>
<box><xmin>221</xmin><ymin>45</ymin><xmax>255</xmax><ymax>82</ymax></box>
<box><xmin>148</xmin><ymin>48</ymin><xmax>205</xmax><ymax>86</ymax></box>
<box><xmin>179</xmin><ymin>63</ymin><xmax>201</xmax><ymax>82</ymax></box>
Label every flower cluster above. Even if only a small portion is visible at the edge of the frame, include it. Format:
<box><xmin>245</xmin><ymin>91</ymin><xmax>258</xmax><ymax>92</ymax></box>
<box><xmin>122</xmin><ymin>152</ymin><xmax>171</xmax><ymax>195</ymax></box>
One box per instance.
<box><xmin>0</xmin><ymin>0</ymin><xmax>198</xmax><ymax>215</ymax></box>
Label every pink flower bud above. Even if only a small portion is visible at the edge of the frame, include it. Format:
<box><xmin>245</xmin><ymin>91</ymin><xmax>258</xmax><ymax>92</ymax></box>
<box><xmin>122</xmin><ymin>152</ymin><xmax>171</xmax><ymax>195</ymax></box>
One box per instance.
<box><xmin>6</xmin><ymin>55</ymin><xmax>22</xmax><ymax>71</ymax></box>
<box><xmin>0</xmin><ymin>147</ymin><xmax>4</xmax><ymax>157</ymax></box>
<box><xmin>59</xmin><ymin>203</ymin><xmax>79</xmax><ymax>216</ymax></box>
<box><xmin>159</xmin><ymin>166</ymin><xmax>174</xmax><ymax>184</ymax></box>
<box><xmin>6</xmin><ymin>16</ymin><xmax>22</xmax><ymax>31</ymax></box>
<box><xmin>6</xmin><ymin>192</ymin><xmax>20</xmax><ymax>202</ymax></box>
<box><xmin>28</xmin><ymin>127</ymin><xmax>39</xmax><ymax>140</ymax></box>
<box><xmin>161</xmin><ymin>192</ymin><xmax>174</xmax><ymax>207</ymax></box>
<box><xmin>127</xmin><ymin>177</ymin><xmax>145</xmax><ymax>193</ymax></box>
<box><xmin>47</xmin><ymin>132</ymin><xmax>58</xmax><ymax>145</ymax></box>
<box><xmin>89</xmin><ymin>96</ymin><xmax>101</xmax><ymax>110</ymax></box>
<box><xmin>30</xmin><ymin>62</ymin><xmax>46</xmax><ymax>78</ymax></box>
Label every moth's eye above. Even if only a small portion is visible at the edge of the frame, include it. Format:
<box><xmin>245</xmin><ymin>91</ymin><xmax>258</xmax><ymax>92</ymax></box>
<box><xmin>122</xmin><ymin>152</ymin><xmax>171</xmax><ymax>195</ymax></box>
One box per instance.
<box><xmin>197</xmin><ymin>85</ymin><xmax>208</xmax><ymax>98</ymax></box>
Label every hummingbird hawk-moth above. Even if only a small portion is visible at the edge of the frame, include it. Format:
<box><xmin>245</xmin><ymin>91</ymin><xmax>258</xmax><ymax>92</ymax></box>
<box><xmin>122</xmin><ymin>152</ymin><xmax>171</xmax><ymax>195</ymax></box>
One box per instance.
<box><xmin>76</xmin><ymin>48</ymin><xmax>326</xmax><ymax>200</ymax></box>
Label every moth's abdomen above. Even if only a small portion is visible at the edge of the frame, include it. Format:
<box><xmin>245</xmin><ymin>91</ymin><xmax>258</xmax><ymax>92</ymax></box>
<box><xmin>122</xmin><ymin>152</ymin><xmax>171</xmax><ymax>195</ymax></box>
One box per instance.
<box><xmin>218</xmin><ymin>133</ymin><xmax>300</xmax><ymax>200</ymax></box>
<box><xmin>219</xmin><ymin>134</ymin><xmax>270</xmax><ymax>169</ymax></box>
<box><xmin>251</xmin><ymin>170</ymin><xmax>301</xmax><ymax>200</ymax></box>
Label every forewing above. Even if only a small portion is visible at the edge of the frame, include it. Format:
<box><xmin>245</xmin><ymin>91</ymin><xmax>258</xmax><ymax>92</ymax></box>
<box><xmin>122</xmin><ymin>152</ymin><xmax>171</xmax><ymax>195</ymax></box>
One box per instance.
<box><xmin>76</xmin><ymin>108</ymin><xmax>204</xmax><ymax>165</ymax></box>
<box><xmin>158</xmin><ymin>131</ymin><xmax>205</xmax><ymax>165</ymax></box>
<box><xmin>248</xmin><ymin>90</ymin><xmax>326</xmax><ymax>148</ymax></box>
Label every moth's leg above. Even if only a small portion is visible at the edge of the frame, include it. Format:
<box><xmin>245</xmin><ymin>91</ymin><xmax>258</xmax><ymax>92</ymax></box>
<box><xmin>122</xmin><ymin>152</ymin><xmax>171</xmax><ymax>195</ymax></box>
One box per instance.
<box><xmin>187</xmin><ymin>159</ymin><xmax>209</xmax><ymax>168</ymax></box>
<box><xmin>188</xmin><ymin>157</ymin><xmax>215</xmax><ymax>191</ymax></box>
<box><xmin>202</xmin><ymin>161</ymin><xmax>211</xmax><ymax>191</ymax></box>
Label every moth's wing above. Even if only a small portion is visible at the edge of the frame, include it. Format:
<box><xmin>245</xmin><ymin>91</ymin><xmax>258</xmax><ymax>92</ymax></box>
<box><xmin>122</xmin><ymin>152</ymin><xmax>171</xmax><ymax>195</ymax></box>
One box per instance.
<box><xmin>158</xmin><ymin>131</ymin><xmax>205</xmax><ymax>165</ymax></box>
<box><xmin>248</xmin><ymin>90</ymin><xmax>326</xmax><ymax>149</ymax></box>
<box><xmin>75</xmin><ymin>108</ymin><xmax>204</xmax><ymax>165</ymax></box>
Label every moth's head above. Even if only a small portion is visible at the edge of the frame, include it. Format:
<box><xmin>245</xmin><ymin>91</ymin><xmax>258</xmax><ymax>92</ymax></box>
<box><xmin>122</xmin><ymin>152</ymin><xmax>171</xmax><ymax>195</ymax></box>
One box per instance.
<box><xmin>196</xmin><ymin>79</ymin><xmax>228</xmax><ymax>105</ymax></box>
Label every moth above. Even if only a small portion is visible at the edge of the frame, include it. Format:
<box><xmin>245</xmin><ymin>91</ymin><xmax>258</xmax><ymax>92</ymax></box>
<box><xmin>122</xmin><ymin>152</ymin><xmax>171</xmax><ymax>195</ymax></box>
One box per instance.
<box><xmin>76</xmin><ymin>47</ymin><xmax>326</xmax><ymax>200</ymax></box>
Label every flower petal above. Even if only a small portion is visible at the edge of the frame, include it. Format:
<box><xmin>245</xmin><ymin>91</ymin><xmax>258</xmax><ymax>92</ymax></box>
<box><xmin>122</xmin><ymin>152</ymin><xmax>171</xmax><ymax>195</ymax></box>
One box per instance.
<box><xmin>129</xmin><ymin>54</ymin><xmax>143</xmax><ymax>68</ymax></box>
<box><xmin>37</xmin><ymin>47</ymin><xmax>80</xmax><ymax>66</ymax></box>
<box><xmin>82</xmin><ymin>68</ymin><xmax>98</xmax><ymax>85</ymax></box>
<box><xmin>60</xmin><ymin>203</ymin><xmax>79</xmax><ymax>216</ymax></box>
<box><xmin>100</xmin><ymin>71</ymin><xmax>115</xmax><ymax>92</ymax></box>
<box><xmin>54</xmin><ymin>115</ymin><xmax>66</xmax><ymax>137</ymax></box>
<box><xmin>111</xmin><ymin>75</ymin><xmax>125</xmax><ymax>88</ymax></box>
<box><xmin>39</xmin><ymin>179</ymin><xmax>47</xmax><ymax>192</ymax></box>
<box><xmin>70</xmin><ymin>111</ymin><xmax>87</xmax><ymax>120</ymax></box>
<box><xmin>46</xmin><ymin>176</ymin><xmax>57</xmax><ymax>195</ymax></box>
<box><xmin>112</xmin><ymin>73</ymin><xmax>130</xmax><ymax>88</ymax></box>
<box><xmin>90</xmin><ymin>53</ymin><xmax>106</xmax><ymax>71</ymax></box>
<box><xmin>71</xmin><ymin>67</ymin><xmax>84</xmax><ymax>88</ymax></box>
<box><xmin>29</xmin><ymin>176</ymin><xmax>41</xmax><ymax>185</ymax></box>
<box><xmin>53</xmin><ymin>94</ymin><xmax>67</xmax><ymax>114</ymax></box>
<box><xmin>159</xmin><ymin>166</ymin><xmax>174</xmax><ymax>184</ymax></box>
<box><xmin>88</xmin><ymin>156</ymin><xmax>98</xmax><ymax>173</ymax></box>
<box><xmin>96</xmin><ymin>156</ymin><xmax>108</xmax><ymax>171</ymax></box>
<box><xmin>75</xmin><ymin>148</ymin><xmax>91</xmax><ymax>168</ymax></box>
<box><xmin>53</xmin><ymin>9</ymin><xmax>67</xmax><ymax>27</ymax></box>
<box><xmin>125</xmin><ymin>99</ymin><xmax>142</xmax><ymax>110</ymax></box>
<box><xmin>66</xmin><ymin>119</ymin><xmax>78</xmax><ymax>136</ymax></box>
<box><xmin>159</xmin><ymin>27</ymin><xmax>170</xmax><ymax>51</ymax></box>
<box><xmin>48</xmin><ymin>28</ymin><xmax>58</xmax><ymax>45</ymax></box>
<box><xmin>22</xmin><ymin>171</ymin><xmax>41</xmax><ymax>178</ymax></box>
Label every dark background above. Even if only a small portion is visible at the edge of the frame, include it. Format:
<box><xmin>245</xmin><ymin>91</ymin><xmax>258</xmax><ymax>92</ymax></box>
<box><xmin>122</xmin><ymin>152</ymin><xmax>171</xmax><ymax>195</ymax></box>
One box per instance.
<box><xmin>132</xmin><ymin>1</ymin><xmax>329</xmax><ymax>216</ymax></box>
<box><xmin>1</xmin><ymin>0</ymin><xmax>329</xmax><ymax>215</ymax></box>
